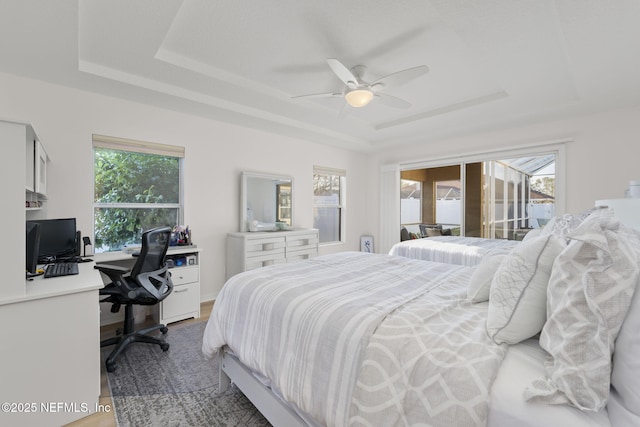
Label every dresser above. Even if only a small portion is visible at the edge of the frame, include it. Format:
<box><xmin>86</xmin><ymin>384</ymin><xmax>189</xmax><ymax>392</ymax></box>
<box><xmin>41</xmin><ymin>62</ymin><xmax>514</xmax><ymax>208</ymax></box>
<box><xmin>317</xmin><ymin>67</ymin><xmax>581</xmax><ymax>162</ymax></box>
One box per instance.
<box><xmin>225</xmin><ymin>228</ymin><xmax>319</xmax><ymax>279</ymax></box>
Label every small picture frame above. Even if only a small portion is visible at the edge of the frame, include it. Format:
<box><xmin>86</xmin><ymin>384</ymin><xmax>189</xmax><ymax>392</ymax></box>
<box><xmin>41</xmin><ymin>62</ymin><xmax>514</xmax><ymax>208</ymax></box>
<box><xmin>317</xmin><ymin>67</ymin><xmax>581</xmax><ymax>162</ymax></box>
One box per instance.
<box><xmin>360</xmin><ymin>235</ymin><xmax>374</xmax><ymax>253</ymax></box>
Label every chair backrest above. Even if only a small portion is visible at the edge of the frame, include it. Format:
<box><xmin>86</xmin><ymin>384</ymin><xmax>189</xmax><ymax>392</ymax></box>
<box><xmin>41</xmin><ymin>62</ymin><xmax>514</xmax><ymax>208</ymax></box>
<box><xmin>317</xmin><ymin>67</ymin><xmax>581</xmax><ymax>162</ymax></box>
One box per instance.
<box><xmin>131</xmin><ymin>226</ymin><xmax>172</xmax><ymax>278</ymax></box>
<box><xmin>128</xmin><ymin>227</ymin><xmax>173</xmax><ymax>302</ymax></box>
<box><xmin>400</xmin><ymin>226</ymin><xmax>410</xmax><ymax>241</ymax></box>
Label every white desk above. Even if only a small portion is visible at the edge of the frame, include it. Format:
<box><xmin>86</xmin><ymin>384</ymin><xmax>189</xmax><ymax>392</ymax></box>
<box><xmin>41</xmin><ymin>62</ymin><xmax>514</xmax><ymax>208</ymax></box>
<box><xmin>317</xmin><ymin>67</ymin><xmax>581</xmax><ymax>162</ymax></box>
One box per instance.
<box><xmin>0</xmin><ymin>261</ymin><xmax>103</xmax><ymax>427</ymax></box>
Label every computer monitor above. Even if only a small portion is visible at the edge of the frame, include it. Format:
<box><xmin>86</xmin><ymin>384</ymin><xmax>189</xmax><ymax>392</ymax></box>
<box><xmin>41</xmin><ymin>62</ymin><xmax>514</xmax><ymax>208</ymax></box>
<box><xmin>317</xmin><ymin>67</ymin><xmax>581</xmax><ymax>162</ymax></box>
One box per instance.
<box><xmin>25</xmin><ymin>221</ymin><xmax>40</xmax><ymax>276</ymax></box>
<box><xmin>27</xmin><ymin>218</ymin><xmax>78</xmax><ymax>263</ymax></box>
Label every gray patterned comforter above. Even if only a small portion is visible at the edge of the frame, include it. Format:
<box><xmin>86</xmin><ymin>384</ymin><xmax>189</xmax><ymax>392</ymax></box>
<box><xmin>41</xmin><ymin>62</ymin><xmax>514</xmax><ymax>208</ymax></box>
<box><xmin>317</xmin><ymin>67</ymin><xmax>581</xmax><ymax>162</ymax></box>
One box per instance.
<box><xmin>203</xmin><ymin>252</ymin><xmax>507</xmax><ymax>427</ymax></box>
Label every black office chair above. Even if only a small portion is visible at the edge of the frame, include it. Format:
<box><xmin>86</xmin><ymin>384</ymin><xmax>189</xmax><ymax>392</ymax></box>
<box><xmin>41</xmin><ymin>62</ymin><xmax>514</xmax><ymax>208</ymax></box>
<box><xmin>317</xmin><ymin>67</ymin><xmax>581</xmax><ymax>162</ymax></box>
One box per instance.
<box><xmin>97</xmin><ymin>226</ymin><xmax>174</xmax><ymax>372</ymax></box>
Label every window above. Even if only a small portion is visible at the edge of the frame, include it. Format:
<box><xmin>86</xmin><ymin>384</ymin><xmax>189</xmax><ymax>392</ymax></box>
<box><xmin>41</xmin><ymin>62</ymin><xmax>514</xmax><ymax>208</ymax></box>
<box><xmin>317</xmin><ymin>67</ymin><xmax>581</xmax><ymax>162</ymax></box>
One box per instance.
<box><xmin>313</xmin><ymin>166</ymin><xmax>346</xmax><ymax>244</ymax></box>
<box><xmin>435</xmin><ymin>180</ymin><xmax>461</xmax><ymax>228</ymax></box>
<box><xmin>93</xmin><ymin>135</ymin><xmax>184</xmax><ymax>253</ymax></box>
<box><xmin>400</xmin><ymin>179</ymin><xmax>422</xmax><ymax>225</ymax></box>
<box><xmin>398</xmin><ymin>149</ymin><xmax>560</xmax><ymax>241</ymax></box>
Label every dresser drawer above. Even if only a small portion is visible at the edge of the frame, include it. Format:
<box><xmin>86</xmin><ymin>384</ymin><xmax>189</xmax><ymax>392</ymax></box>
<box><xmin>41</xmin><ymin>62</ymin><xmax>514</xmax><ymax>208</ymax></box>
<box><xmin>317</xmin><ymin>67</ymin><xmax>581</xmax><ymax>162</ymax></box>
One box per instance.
<box><xmin>170</xmin><ymin>266</ymin><xmax>199</xmax><ymax>286</ymax></box>
<box><xmin>286</xmin><ymin>232</ymin><xmax>318</xmax><ymax>249</ymax></box>
<box><xmin>162</xmin><ymin>282</ymin><xmax>200</xmax><ymax>322</ymax></box>
<box><xmin>246</xmin><ymin>236</ymin><xmax>286</xmax><ymax>255</ymax></box>
<box><xmin>286</xmin><ymin>247</ymin><xmax>317</xmax><ymax>262</ymax></box>
<box><xmin>246</xmin><ymin>256</ymin><xmax>286</xmax><ymax>271</ymax></box>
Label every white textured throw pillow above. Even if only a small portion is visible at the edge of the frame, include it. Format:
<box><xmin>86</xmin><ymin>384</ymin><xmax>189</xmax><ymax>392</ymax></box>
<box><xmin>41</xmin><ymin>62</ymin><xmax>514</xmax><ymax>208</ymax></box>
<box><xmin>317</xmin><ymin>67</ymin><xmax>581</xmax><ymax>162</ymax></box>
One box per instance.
<box><xmin>486</xmin><ymin>234</ymin><xmax>564</xmax><ymax>344</ymax></box>
<box><xmin>467</xmin><ymin>255</ymin><xmax>506</xmax><ymax>303</ymax></box>
<box><xmin>524</xmin><ymin>215</ymin><xmax>640</xmax><ymax>411</ymax></box>
<box><xmin>540</xmin><ymin>207</ymin><xmax>609</xmax><ymax>241</ymax></box>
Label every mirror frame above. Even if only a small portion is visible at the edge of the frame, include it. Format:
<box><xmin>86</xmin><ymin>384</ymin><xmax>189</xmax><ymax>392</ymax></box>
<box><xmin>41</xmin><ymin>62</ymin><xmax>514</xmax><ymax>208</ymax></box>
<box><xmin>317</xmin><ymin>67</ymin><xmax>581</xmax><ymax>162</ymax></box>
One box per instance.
<box><xmin>240</xmin><ymin>171</ymin><xmax>294</xmax><ymax>232</ymax></box>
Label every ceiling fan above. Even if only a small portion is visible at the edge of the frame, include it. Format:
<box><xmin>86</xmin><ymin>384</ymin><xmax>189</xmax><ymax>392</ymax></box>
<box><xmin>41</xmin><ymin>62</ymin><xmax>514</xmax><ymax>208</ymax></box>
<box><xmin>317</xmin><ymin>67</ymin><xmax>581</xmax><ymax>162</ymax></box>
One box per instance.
<box><xmin>293</xmin><ymin>58</ymin><xmax>429</xmax><ymax>109</ymax></box>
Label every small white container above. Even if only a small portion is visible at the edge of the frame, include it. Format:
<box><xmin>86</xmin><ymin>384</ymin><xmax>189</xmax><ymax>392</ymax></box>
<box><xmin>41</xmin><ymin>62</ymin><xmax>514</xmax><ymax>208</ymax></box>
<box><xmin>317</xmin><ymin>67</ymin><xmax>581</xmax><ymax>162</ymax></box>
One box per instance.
<box><xmin>629</xmin><ymin>180</ymin><xmax>640</xmax><ymax>198</ymax></box>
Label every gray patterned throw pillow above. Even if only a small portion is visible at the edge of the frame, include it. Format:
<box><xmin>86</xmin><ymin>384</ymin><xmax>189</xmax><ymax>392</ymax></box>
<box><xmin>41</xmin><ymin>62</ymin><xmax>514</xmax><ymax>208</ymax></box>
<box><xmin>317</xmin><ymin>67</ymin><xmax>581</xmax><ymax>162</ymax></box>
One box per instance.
<box><xmin>524</xmin><ymin>213</ymin><xmax>640</xmax><ymax>411</ymax></box>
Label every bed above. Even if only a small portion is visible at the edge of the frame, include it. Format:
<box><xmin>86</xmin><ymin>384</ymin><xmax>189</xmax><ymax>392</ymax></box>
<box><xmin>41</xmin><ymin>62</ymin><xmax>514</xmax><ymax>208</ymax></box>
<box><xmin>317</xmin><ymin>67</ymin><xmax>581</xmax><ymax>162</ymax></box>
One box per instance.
<box><xmin>388</xmin><ymin>235</ymin><xmax>520</xmax><ymax>266</ymax></box>
<box><xmin>203</xmin><ymin>207</ymin><xmax>640</xmax><ymax>427</ymax></box>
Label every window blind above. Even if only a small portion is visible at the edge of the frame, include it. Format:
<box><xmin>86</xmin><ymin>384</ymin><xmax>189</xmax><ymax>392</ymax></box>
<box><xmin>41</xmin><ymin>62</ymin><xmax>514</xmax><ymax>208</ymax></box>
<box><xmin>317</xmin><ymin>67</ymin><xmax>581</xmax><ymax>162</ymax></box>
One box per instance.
<box><xmin>313</xmin><ymin>165</ymin><xmax>346</xmax><ymax>176</ymax></box>
<box><xmin>92</xmin><ymin>134</ymin><xmax>184</xmax><ymax>158</ymax></box>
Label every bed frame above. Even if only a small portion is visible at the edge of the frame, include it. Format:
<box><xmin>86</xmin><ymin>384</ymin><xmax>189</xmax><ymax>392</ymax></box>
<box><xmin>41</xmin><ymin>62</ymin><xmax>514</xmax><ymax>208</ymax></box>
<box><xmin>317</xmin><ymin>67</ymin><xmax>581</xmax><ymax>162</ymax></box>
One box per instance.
<box><xmin>218</xmin><ymin>351</ymin><xmax>309</xmax><ymax>426</ymax></box>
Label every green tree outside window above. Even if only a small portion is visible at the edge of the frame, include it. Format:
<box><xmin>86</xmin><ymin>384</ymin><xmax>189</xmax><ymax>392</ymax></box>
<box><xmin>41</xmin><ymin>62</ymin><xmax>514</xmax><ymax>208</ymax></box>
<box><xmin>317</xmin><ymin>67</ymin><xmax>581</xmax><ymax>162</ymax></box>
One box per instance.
<box><xmin>94</xmin><ymin>148</ymin><xmax>181</xmax><ymax>252</ymax></box>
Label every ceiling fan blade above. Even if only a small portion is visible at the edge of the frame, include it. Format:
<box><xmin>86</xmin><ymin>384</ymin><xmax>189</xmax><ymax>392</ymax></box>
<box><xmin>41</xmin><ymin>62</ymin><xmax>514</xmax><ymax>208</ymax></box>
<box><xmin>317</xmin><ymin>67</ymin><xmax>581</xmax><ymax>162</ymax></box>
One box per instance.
<box><xmin>375</xmin><ymin>93</ymin><xmax>412</xmax><ymax>109</ymax></box>
<box><xmin>371</xmin><ymin>65</ymin><xmax>429</xmax><ymax>90</ymax></box>
<box><xmin>292</xmin><ymin>92</ymin><xmax>342</xmax><ymax>99</ymax></box>
<box><xmin>327</xmin><ymin>58</ymin><xmax>359</xmax><ymax>87</ymax></box>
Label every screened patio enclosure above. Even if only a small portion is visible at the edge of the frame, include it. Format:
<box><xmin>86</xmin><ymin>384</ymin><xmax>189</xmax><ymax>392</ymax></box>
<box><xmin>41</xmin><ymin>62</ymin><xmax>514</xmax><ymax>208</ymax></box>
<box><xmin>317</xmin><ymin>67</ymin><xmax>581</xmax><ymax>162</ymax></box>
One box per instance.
<box><xmin>400</xmin><ymin>154</ymin><xmax>555</xmax><ymax>240</ymax></box>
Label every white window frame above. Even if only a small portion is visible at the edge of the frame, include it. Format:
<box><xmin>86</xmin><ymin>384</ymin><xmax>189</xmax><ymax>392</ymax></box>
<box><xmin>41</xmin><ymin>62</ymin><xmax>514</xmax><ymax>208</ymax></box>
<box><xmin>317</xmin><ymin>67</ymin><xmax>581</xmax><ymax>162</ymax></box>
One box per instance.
<box><xmin>92</xmin><ymin>134</ymin><xmax>185</xmax><ymax>252</ymax></box>
<box><xmin>313</xmin><ymin>166</ymin><xmax>346</xmax><ymax>245</ymax></box>
<box><xmin>378</xmin><ymin>140</ymin><xmax>567</xmax><ymax>252</ymax></box>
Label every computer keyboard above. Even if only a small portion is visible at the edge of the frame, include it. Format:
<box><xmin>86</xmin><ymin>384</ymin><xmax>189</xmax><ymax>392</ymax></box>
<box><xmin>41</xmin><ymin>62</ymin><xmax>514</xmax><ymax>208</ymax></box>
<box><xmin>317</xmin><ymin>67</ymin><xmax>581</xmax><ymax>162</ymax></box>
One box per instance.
<box><xmin>44</xmin><ymin>262</ymin><xmax>79</xmax><ymax>278</ymax></box>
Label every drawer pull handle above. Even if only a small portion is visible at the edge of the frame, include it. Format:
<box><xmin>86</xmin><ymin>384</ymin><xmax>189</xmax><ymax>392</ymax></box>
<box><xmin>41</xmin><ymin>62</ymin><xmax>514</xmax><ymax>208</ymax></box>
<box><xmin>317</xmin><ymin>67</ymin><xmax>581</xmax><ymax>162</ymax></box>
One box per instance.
<box><xmin>174</xmin><ymin>288</ymin><xmax>189</xmax><ymax>293</ymax></box>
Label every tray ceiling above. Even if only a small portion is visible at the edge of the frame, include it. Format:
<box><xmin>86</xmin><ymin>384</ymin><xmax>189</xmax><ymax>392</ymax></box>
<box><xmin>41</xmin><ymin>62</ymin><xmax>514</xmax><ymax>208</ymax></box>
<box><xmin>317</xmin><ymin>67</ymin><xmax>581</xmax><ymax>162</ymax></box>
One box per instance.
<box><xmin>2</xmin><ymin>0</ymin><xmax>640</xmax><ymax>151</ymax></box>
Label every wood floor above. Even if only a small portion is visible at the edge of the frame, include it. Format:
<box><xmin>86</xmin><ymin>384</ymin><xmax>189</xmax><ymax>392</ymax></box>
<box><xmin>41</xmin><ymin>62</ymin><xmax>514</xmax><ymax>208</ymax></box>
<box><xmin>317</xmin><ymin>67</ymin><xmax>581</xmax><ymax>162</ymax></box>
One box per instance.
<box><xmin>65</xmin><ymin>300</ymin><xmax>214</xmax><ymax>427</ymax></box>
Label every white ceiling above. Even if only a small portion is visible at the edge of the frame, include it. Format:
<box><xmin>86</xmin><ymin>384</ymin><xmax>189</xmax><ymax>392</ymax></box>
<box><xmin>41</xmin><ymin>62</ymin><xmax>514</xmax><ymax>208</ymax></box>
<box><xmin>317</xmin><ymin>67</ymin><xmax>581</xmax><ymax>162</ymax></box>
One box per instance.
<box><xmin>2</xmin><ymin>0</ymin><xmax>640</xmax><ymax>152</ymax></box>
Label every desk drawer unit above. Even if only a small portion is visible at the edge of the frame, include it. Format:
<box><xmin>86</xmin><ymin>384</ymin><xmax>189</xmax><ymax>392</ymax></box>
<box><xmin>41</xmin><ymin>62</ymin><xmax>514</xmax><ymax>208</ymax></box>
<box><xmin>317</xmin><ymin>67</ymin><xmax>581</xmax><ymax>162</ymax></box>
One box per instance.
<box><xmin>154</xmin><ymin>253</ymin><xmax>201</xmax><ymax>325</ymax></box>
<box><xmin>162</xmin><ymin>281</ymin><xmax>200</xmax><ymax>324</ymax></box>
<box><xmin>171</xmin><ymin>265</ymin><xmax>199</xmax><ymax>285</ymax></box>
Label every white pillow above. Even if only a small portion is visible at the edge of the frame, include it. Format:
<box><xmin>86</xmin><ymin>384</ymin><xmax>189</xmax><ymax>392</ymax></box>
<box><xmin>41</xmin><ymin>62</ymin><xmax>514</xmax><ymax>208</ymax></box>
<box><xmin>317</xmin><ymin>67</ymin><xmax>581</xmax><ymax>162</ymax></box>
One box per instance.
<box><xmin>540</xmin><ymin>207</ymin><xmax>610</xmax><ymax>241</ymax></box>
<box><xmin>467</xmin><ymin>255</ymin><xmax>506</xmax><ymax>303</ymax></box>
<box><xmin>521</xmin><ymin>228</ymin><xmax>542</xmax><ymax>242</ymax></box>
<box><xmin>486</xmin><ymin>234</ymin><xmax>564</xmax><ymax>344</ymax></box>
<box><xmin>540</xmin><ymin>213</ymin><xmax>583</xmax><ymax>240</ymax></box>
<box><xmin>601</xmin><ymin>207</ymin><xmax>640</xmax><ymax>424</ymax></box>
<box><xmin>524</xmin><ymin>215</ymin><xmax>640</xmax><ymax>411</ymax></box>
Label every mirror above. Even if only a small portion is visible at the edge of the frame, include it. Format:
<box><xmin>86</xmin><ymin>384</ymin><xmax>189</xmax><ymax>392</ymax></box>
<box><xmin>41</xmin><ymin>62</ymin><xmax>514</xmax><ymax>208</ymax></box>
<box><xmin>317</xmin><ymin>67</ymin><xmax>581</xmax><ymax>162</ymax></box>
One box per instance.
<box><xmin>240</xmin><ymin>171</ymin><xmax>293</xmax><ymax>232</ymax></box>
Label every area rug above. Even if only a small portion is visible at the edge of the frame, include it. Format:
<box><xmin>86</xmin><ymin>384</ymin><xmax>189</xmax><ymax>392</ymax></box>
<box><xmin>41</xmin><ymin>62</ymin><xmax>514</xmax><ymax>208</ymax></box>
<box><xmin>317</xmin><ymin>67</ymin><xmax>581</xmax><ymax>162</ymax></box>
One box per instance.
<box><xmin>105</xmin><ymin>321</ymin><xmax>270</xmax><ymax>426</ymax></box>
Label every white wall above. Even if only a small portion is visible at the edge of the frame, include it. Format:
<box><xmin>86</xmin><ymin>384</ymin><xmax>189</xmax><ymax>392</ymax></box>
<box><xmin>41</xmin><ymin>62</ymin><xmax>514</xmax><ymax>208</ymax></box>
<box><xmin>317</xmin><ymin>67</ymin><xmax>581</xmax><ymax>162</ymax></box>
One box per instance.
<box><xmin>0</xmin><ymin>72</ymin><xmax>371</xmax><ymax>301</ymax></box>
<box><xmin>7</xmin><ymin>70</ymin><xmax>637</xmax><ymax>300</ymax></box>
<box><xmin>368</xmin><ymin>106</ymin><xmax>640</xmax><ymax>249</ymax></box>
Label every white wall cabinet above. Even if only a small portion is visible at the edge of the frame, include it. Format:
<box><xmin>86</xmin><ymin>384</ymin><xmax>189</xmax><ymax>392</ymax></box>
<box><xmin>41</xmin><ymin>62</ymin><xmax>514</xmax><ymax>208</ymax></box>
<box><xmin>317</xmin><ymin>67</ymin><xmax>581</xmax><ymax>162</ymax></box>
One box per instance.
<box><xmin>25</xmin><ymin>133</ymin><xmax>35</xmax><ymax>192</ymax></box>
<box><xmin>225</xmin><ymin>229</ymin><xmax>319</xmax><ymax>280</ymax></box>
<box><xmin>24</xmin><ymin>126</ymin><xmax>48</xmax><ymax>213</ymax></box>
<box><xmin>35</xmin><ymin>140</ymin><xmax>48</xmax><ymax>196</ymax></box>
<box><xmin>2</xmin><ymin>119</ymin><xmax>39</xmax><ymax>298</ymax></box>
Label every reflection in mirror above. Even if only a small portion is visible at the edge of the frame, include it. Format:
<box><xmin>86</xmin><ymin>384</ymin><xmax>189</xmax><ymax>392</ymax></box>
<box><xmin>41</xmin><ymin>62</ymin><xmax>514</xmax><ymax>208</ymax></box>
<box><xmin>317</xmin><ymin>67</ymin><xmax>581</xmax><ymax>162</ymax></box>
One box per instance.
<box><xmin>241</xmin><ymin>172</ymin><xmax>293</xmax><ymax>232</ymax></box>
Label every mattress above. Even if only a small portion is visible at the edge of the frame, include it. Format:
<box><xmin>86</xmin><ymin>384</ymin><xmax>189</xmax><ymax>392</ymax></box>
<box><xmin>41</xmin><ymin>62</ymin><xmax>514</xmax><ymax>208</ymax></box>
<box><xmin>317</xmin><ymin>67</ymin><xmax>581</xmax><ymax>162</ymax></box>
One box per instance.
<box><xmin>204</xmin><ymin>251</ymin><xmax>617</xmax><ymax>427</ymax></box>
<box><xmin>389</xmin><ymin>235</ymin><xmax>519</xmax><ymax>266</ymax></box>
<box><xmin>204</xmin><ymin>252</ymin><xmax>506</xmax><ymax>426</ymax></box>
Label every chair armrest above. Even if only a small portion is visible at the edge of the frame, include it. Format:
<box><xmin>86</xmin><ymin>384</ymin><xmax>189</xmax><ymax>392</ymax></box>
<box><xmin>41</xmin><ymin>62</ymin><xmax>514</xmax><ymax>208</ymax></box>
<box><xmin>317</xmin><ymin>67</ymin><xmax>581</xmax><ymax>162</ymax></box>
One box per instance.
<box><xmin>136</xmin><ymin>264</ymin><xmax>173</xmax><ymax>301</ymax></box>
<box><xmin>94</xmin><ymin>263</ymin><xmax>131</xmax><ymax>275</ymax></box>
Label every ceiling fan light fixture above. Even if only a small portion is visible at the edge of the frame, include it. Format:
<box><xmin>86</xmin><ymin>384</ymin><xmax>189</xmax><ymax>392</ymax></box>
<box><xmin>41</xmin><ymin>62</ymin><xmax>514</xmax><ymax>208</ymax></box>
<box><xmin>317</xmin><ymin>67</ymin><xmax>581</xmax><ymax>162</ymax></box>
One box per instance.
<box><xmin>345</xmin><ymin>88</ymin><xmax>374</xmax><ymax>107</ymax></box>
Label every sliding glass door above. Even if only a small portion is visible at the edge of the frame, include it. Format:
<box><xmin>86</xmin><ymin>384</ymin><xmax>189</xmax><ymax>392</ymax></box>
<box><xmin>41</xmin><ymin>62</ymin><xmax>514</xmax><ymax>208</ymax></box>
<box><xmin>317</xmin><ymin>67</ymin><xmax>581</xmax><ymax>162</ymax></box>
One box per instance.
<box><xmin>400</xmin><ymin>154</ymin><xmax>556</xmax><ymax>241</ymax></box>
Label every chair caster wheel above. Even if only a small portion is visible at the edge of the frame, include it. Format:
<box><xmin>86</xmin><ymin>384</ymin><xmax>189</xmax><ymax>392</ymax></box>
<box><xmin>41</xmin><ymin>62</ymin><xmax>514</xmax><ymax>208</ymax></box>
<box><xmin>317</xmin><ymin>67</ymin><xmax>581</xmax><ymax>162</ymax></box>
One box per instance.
<box><xmin>160</xmin><ymin>326</ymin><xmax>168</xmax><ymax>334</ymax></box>
<box><xmin>161</xmin><ymin>343</ymin><xmax>170</xmax><ymax>352</ymax></box>
<box><xmin>106</xmin><ymin>362</ymin><xmax>116</xmax><ymax>373</ymax></box>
